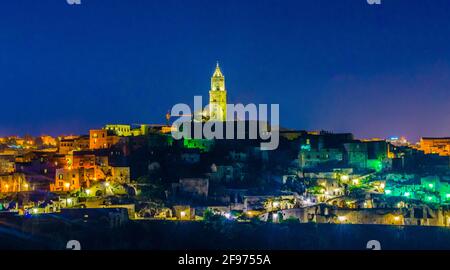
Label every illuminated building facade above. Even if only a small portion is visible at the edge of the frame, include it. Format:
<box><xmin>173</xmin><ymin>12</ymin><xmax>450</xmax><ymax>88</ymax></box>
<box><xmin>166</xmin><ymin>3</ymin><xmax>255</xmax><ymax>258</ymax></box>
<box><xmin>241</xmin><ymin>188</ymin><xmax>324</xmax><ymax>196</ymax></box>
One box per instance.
<box><xmin>0</xmin><ymin>157</ymin><xmax>15</xmax><ymax>174</ymax></box>
<box><xmin>110</xmin><ymin>167</ymin><xmax>130</xmax><ymax>184</ymax></box>
<box><xmin>104</xmin><ymin>124</ymin><xmax>132</xmax><ymax>136</ymax></box>
<box><xmin>299</xmin><ymin>148</ymin><xmax>343</xmax><ymax>169</ymax></box>
<box><xmin>89</xmin><ymin>129</ymin><xmax>120</xmax><ymax>150</ymax></box>
<box><xmin>105</xmin><ymin>124</ymin><xmax>172</xmax><ymax>137</ymax></box>
<box><xmin>40</xmin><ymin>135</ymin><xmax>57</xmax><ymax>146</ymax></box>
<box><xmin>419</xmin><ymin>137</ymin><xmax>450</xmax><ymax>156</ymax></box>
<box><xmin>208</xmin><ymin>62</ymin><xmax>227</xmax><ymax>122</ymax></box>
<box><xmin>53</xmin><ymin>168</ymin><xmax>81</xmax><ymax>192</ymax></box>
<box><xmin>58</xmin><ymin>136</ymin><xmax>77</xmax><ymax>154</ymax></box>
<box><xmin>0</xmin><ymin>173</ymin><xmax>29</xmax><ymax>193</ymax></box>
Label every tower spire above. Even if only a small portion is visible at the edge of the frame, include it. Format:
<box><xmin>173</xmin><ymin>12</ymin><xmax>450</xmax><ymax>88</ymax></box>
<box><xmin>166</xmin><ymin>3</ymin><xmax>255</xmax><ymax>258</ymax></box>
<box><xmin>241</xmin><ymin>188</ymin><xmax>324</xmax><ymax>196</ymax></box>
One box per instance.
<box><xmin>213</xmin><ymin>61</ymin><xmax>223</xmax><ymax>78</ymax></box>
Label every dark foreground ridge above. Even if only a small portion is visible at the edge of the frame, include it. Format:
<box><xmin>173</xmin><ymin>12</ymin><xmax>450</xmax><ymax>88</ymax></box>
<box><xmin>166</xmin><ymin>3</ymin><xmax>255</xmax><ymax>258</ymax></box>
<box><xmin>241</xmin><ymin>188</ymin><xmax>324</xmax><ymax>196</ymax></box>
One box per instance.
<box><xmin>1</xmin><ymin>218</ymin><xmax>450</xmax><ymax>250</ymax></box>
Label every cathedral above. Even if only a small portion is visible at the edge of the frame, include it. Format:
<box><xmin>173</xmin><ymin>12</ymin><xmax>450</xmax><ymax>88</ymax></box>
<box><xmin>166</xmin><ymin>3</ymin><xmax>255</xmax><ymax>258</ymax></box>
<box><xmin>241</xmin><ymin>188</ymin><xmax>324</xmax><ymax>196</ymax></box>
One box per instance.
<box><xmin>208</xmin><ymin>62</ymin><xmax>227</xmax><ymax>122</ymax></box>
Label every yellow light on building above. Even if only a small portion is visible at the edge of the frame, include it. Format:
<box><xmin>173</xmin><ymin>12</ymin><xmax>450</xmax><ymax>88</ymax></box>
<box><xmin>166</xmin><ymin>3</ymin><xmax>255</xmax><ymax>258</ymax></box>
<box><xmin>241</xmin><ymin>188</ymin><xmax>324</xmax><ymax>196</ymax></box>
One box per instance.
<box><xmin>23</xmin><ymin>183</ymin><xmax>29</xmax><ymax>189</ymax></box>
<box><xmin>180</xmin><ymin>211</ymin><xmax>186</xmax><ymax>218</ymax></box>
<box><xmin>272</xmin><ymin>201</ymin><xmax>280</xmax><ymax>208</ymax></box>
<box><xmin>338</xmin><ymin>216</ymin><xmax>346</xmax><ymax>222</ymax></box>
<box><xmin>104</xmin><ymin>182</ymin><xmax>110</xmax><ymax>187</ymax></box>
<box><xmin>394</xmin><ymin>216</ymin><xmax>400</xmax><ymax>221</ymax></box>
<box><xmin>341</xmin><ymin>175</ymin><xmax>349</xmax><ymax>181</ymax></box>
<box><xmin>380</xmin><ymin>183</ymin><xmax>385</xmax><ymax>189</ymax></box>
<box><xmin>67</xmin><ymin>198</ymin><xmax>72</xmax><ymax>204</ymax></box>
<box><xmin>64</xmin><ymin>182</ymin><xmax>70</xmax><ymax>189</ymax></box>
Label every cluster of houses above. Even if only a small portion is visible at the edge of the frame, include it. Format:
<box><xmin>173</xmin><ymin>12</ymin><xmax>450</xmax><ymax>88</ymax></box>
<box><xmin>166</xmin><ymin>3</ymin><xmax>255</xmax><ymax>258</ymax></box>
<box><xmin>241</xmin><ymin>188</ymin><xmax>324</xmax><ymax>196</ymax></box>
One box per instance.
<box><xmin>0</xmin><ymin>124</ymin><xmax>450</xmax><ymax>227</ymax></box>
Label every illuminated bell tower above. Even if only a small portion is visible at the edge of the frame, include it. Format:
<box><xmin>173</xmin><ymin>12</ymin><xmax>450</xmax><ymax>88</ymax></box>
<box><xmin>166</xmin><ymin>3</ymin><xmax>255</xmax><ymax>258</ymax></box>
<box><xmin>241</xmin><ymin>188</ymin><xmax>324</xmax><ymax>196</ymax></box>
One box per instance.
<box><xmin>209</xmin><ymin>62</ymin><xmax>227</xmax><ymax>121</ymax></box>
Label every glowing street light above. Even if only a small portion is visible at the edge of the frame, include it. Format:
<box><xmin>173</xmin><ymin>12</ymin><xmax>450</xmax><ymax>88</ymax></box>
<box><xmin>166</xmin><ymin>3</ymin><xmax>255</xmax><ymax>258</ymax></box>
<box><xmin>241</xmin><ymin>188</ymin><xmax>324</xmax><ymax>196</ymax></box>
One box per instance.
<box><xmin>85</xmin><ymin>189</ymin><xmax>91</xmax><ymax>195</ymax></box>
<box><xmin>104</xmin><ymin>182</ymin><xmax>110</xmax><ymax>187</ymax></box>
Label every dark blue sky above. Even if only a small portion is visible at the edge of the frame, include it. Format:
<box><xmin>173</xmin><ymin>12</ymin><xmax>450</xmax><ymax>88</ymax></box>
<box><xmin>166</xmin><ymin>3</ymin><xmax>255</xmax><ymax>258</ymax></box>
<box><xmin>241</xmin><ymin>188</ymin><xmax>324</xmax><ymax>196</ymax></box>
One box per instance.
<box><xmin>0</xmin><ymin>0</ymin><xmax>449</xmax><ymax>142</ymax></box>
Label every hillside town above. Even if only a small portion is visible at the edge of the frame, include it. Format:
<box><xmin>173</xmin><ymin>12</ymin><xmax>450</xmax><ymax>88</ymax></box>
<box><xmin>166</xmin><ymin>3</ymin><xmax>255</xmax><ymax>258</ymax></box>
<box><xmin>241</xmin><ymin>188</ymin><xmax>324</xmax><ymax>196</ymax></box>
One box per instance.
<box><xmin>1</xmin><ymin>65</ymin><xmax>450</xmax><ymax>228</ymax></box>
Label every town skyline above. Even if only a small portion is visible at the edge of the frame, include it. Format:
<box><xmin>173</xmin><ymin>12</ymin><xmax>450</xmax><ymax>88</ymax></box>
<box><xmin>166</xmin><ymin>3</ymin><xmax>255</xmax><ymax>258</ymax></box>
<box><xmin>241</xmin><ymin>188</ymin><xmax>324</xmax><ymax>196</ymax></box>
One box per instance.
<box><xmin>0</xmin><ymin>60</ymin><xmax>447</xmax><ymax>144</ymax></box>
<box><xmin>1</xmin><ymin>0</ymin><xmax>449</xmax><ymax>141</ymax></box>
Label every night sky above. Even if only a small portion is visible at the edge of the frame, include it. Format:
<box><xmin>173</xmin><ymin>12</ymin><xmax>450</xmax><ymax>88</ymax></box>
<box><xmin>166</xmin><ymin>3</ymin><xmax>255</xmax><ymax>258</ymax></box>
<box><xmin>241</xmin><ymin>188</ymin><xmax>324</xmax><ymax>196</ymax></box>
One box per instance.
<box><xmin>0</xmin><ymin>0</ymin><xmax>449</xmax><ymax>142</ymax></box>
